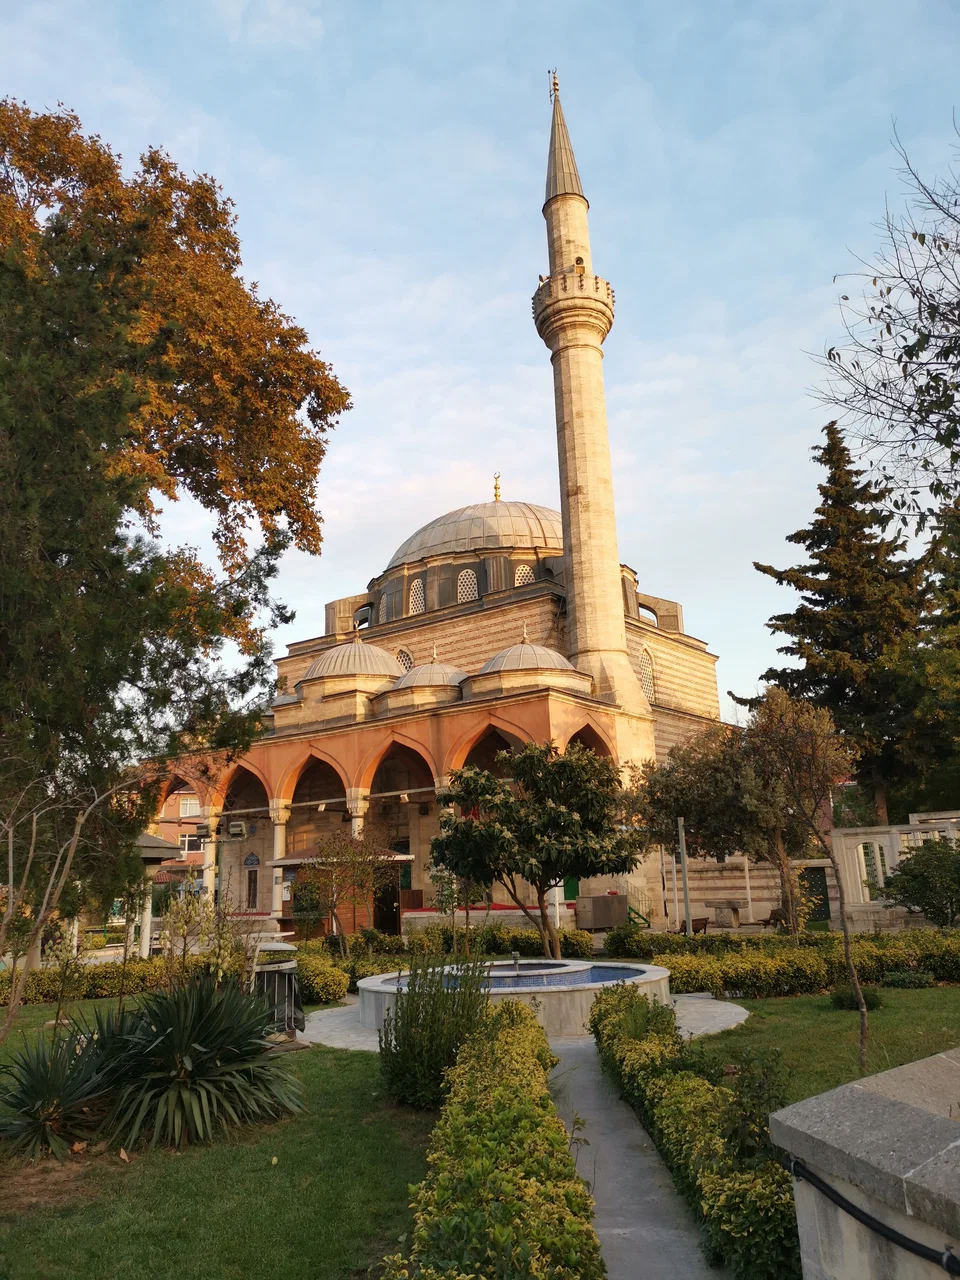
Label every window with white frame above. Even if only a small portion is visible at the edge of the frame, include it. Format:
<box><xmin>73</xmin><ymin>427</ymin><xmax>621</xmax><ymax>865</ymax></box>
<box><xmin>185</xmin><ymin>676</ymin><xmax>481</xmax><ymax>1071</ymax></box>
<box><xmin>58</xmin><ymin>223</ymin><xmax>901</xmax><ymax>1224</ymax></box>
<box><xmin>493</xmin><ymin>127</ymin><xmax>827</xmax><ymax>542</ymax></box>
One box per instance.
<box><xmin>637</xmin><ymin>649</ymin><xmax>656</xmax><ymax>703</ymax></box>
<box><xmin>396</xmin><ymin>648</ymin><xmax>414</xmax><ymax>671</ymax></box>
<box><xmin>179</xmin><ymin>833</ymin><xmax>203</xmax><ymax>854</ymax></box>
<box><xmin>514</xmin><ymin>564</ymin><xmax>536</xmax><ymax>587</ymax></box>
<box><xmin>457</xmin><ymin>569</ymin><xmax>479</xmax><ymax>603</ymax></box>
<box><xmin>178</xmin><ymin>794</ymin><xmax>200</xmax><ymax>817</ymax></box>
<box><xmin>409</xmin><ymin>579</ymin><xmax>425</xmax><ymax>614</ymax></box>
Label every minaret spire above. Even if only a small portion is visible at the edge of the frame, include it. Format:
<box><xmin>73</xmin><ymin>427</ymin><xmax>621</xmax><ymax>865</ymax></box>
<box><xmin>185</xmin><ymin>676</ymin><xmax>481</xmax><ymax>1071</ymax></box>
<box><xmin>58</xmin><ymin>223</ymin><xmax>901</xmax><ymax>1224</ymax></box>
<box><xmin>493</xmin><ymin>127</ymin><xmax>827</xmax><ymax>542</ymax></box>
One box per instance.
<box><xmin>532</xmin><ymin>82</ymin><xmax>652</xmax><ymax>733</ymax></box>
<box><xmin>545</xmin><ymin>77</ymin><xmax>584</xmax><ymax>204</ymax></box>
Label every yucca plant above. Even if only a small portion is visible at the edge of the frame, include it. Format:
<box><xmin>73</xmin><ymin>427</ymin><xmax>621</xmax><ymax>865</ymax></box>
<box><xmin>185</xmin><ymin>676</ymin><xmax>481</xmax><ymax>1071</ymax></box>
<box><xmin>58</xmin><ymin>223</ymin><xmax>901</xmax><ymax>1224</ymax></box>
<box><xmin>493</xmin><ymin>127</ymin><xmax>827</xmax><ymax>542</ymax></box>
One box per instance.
<box><xmin>0</xmin><ymin>1029</ymin><xmax>110</xmax><ymax>1160</ymax></box>
<box><xmin>107</xmin><ymin>976</ymin><xmax>302</xmax><ymax>1148</ymax></box>
<box><xmin>379</xmin><ymin>954</ymin><xmax>490</xmax><ymax>1109</ymax></box>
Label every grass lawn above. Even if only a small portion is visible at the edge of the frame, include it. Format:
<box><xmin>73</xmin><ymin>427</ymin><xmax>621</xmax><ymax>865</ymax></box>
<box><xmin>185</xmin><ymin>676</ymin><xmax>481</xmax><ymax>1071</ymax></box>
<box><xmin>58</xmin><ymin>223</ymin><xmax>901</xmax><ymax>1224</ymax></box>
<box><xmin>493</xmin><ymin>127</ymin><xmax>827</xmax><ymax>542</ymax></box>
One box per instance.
<box><xmin>0</xmin><ymin>999</ymin><xmax>433</xmax><ymax>1280</ymax></box>
<box><xmin>702</xmin><ymin>986</ymin><xmax>960</xmax><ymax>1103</ymax></box>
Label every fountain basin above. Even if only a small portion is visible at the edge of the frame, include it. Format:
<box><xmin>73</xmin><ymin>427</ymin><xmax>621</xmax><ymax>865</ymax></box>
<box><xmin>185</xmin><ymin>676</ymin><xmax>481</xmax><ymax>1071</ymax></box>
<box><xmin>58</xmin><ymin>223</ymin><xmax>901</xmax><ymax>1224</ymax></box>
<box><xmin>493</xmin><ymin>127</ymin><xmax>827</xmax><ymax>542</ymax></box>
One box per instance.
<box><xmin>358</xmin><ymin>957</ymin><xmax>671</xmax><ymax>1038</ymax></box>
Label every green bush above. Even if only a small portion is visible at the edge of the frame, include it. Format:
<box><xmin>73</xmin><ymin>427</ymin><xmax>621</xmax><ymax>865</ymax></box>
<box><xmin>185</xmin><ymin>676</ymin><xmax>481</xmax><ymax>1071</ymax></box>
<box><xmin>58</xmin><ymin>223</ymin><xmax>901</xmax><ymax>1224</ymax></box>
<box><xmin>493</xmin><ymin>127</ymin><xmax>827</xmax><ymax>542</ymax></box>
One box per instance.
<box><xmin>590</xmin><ymin>985</ymin><xmax>800</xmax><ymax>1279</ymax></box>
<box><xmin>109</xmin><ymin>978</ymin><xmax>302</xmax><ymax>1148</ymax></box>
<box><xmin>379</xmin><ymin>955</ymin><xmax>490</xmax><ymax>1109</ymax></box>
<box><xmin>881</xmin><ymin>969</ymin><xmax>936</xmax><ymax>989</ymax></box>
<box><xmin>829</xmin><ymin>985</ymin><xmax>884</xmax><ymax>1011</ymax></box>
<box><xmin>382</xmin><ymin>1002</ymin><xmax>604</xmax><ymax>1280</ymax></box>
<box><xmin>332</xmin><ymin>953</ymin><xmax>406</xmax><ymax>993</ymax></box>
<box><xmin>559</xmin><ymin>928</ymin><xmax>594</xmax><ymax>958</ymax></box>
<box><xmin>296</xmin><ymin>956</ymin><xmax>349</xmax><ymax>1004</ymax></box>
<box><xmin>0</xmin><ymin>1027</ymin><xmax>111</xmax><ymax>1159</ymax></box>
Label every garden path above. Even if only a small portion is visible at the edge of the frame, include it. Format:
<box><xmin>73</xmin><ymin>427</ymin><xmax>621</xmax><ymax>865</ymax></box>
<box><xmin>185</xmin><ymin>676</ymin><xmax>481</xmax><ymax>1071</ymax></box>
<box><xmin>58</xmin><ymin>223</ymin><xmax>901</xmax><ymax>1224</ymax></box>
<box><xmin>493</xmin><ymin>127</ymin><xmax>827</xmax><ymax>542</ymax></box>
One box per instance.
<box><xmin>301</xmin><ymin>992</ymin><xmax>747</xmax><ymax>1279</ymax></box>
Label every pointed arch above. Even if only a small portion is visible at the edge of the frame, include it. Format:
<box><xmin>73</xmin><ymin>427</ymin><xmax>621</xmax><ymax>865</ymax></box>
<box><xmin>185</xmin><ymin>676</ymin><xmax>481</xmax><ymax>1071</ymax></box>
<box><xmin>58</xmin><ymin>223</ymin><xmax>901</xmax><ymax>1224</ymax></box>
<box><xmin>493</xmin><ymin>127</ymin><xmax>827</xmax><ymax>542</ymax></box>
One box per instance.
<box><xmin>276</xmin><ymin>748</ymin><xmax>350</xmax><ymax>806</ymax></box>
<box><xmin>209</xmin><ymin>759</ymin><xmax>272</xmax><ymax>812</ymax></box>
<box><xmin>357</xmin><ymin>732</ymin><xmax>439</xmax><ymax>793</ymax></box>
<box><xmin>444</xmin><ymin>715</ymin><xmax>534</xmax><ymax>775</ymax></box>
<box><xmin>563</xmin><ymin>721</ymin><xmax>615</xmax><ymax>759</ymax></box>
<box><xmin>218</xmin><ymin>764</ymin><xmax>271</xmax><ymax>814</ymax></box>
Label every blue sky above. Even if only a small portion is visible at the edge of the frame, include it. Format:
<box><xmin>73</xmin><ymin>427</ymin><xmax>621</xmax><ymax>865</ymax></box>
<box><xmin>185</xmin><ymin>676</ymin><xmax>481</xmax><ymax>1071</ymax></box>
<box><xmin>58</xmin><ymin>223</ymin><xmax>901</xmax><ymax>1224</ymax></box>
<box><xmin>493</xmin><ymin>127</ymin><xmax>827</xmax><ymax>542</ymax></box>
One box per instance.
<box><xmin>5</xmin><ymin>0</ymin><xmax>959</xmax><ymax>716</ymax></box>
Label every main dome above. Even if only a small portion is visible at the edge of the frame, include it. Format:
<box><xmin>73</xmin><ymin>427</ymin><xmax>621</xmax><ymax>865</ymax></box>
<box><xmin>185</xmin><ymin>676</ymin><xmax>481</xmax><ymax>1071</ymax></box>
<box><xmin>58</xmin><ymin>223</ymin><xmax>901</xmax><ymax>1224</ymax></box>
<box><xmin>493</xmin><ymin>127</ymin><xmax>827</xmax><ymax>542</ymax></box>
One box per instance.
<box><xmin>386</xmin><ymin>502</ymin><xmax>563</xmax><ymax>570</ymax></box>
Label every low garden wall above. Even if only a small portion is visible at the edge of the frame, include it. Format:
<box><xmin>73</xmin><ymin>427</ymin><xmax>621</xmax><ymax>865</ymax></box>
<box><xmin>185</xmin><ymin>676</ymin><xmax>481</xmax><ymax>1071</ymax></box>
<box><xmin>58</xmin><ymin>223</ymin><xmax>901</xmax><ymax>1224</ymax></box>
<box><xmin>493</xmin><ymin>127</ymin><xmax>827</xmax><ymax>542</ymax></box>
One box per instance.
<box><xmin>382</xmin><ymin>1001</ymin><xmax>604</xmax><ymax>1280</ymax></box>
<box><xmin>590</xmin><ymin>983</ymin><xmax>801</xmax><ymax>1279</ymax></box>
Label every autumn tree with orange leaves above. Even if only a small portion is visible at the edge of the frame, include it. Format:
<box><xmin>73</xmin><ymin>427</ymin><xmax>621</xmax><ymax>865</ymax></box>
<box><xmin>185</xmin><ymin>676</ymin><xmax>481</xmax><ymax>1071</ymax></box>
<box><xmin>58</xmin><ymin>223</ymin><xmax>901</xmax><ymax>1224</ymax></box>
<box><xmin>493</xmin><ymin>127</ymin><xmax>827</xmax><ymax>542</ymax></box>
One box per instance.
<box><xmin>0</xmin><ymin>101</ymin><xmax>348</xmax><ymax>1032</ymax></box>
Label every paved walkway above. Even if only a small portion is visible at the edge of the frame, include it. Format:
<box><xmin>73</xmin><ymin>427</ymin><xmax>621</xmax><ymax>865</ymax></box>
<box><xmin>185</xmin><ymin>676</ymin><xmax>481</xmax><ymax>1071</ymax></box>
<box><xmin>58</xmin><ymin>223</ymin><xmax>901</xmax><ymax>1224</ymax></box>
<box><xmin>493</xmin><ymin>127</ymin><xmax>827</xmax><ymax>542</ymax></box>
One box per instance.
<box><xmin>301</xmin><ymin>990</ymin><xmax>748</xmax><ymax>1050</ymax></box>
<box><xmin>551</xmin><ymin>1037</ymin><xmax>722</xmax><ymax>1279</ymax></box>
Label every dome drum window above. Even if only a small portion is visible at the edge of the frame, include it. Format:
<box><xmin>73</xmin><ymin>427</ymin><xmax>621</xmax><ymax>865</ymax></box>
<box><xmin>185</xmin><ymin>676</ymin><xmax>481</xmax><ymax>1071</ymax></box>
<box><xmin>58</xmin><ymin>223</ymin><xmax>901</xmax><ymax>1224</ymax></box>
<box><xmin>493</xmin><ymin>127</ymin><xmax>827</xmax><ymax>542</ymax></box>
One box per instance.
<box><xmin>457</xmin><ymin>569</ymin><xmax>479</xmax><ymax>603</ymax></box>
<box><xmin>378</xmin><ymin>595</ymin><xmax>387</xmax><ymax>624</ymax></box>
<box><xmin>396</xmin><ymin>649</ymin><xmax>414</xmax><ymax>672</ymax></box>
<box><xmin>514</xmin><ymin>563</ymin><xmax>536</xmax><ymax>587</ymax></box>
<box><xmin>409</xmin><ymin>579</ymin><xmax>425</xmax><ymax>615</ymax></box>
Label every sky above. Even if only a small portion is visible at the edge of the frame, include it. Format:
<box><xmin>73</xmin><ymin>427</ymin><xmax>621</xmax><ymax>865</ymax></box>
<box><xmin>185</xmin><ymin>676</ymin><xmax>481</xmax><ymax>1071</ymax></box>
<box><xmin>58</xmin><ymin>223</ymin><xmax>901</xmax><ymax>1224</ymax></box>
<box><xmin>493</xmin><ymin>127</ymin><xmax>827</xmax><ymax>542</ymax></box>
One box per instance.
<box><xmin>4</xmin><ymin>0</ymin><xmax>960</xmax><ymax>717</ymax></box>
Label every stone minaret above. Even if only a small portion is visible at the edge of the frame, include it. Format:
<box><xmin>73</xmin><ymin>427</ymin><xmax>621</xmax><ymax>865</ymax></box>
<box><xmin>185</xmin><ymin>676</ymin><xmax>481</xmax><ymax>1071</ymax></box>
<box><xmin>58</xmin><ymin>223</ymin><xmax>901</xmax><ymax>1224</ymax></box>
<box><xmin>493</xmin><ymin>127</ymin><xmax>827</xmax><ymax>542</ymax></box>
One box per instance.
<box><xmin>533</xmin><ymin>81</ymin><xmax>651</xmax><ymax>722</ymax></box>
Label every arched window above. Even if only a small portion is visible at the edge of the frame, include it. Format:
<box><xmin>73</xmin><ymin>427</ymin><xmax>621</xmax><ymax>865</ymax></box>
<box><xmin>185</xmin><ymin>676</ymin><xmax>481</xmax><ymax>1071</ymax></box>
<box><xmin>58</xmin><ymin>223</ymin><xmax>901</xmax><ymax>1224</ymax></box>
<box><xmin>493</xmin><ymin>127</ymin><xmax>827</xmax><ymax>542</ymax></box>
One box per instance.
<box><xmin>243</xmin><ymin>853</ymin><xmax>260</xmax><ymax>910</ymax></box>
<box><xmin>514</xmin><ymin>564</ymin><xmax>535</xmax><ymax>587</ymax></box>
<box><xmin>457</xmin><ymin>569</ymin><xmax>479</xmax><ymax>603</ymax></box>
<box><xmin>409</xmin><ymin>579</ymin><xmax>425</xmax><ymax>615</ymax></box>
<box><xmin>396</xmin><ymin>648</ymin><xmax>414</xmax><ymax>672</ymax></box>
<box><xmin>637</xmin><ymin>648</ymin><xmax>656</xmax><ymax>703</ymax></box>
<box><xmin>378</xmin><ymin>594</ymin><xmax>387</xmax><ymax>624</ymax></box>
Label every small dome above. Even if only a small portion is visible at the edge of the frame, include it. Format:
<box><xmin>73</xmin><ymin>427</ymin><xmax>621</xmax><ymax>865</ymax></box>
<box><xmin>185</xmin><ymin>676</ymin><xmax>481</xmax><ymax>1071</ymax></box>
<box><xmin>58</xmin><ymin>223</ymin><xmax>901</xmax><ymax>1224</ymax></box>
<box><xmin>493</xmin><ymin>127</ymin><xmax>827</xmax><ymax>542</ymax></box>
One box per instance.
<box><xmin>480</xmin><ymin>641</ymin><xmax>574</xmax><ymax>674</ymax></box>
<box><xmin>395</xmin><ymin>662</ymin><xmax>468</xmax><ymax>689</ymax></box>
<box><xmin>303</xmin><ymin>639</ymin><xmax>403</xmax><ymax>680</ymax></box>
<box><xmin>386</xmin><ymin>501</ymin><xmax>563</xmax><ymax>570</ymax></box>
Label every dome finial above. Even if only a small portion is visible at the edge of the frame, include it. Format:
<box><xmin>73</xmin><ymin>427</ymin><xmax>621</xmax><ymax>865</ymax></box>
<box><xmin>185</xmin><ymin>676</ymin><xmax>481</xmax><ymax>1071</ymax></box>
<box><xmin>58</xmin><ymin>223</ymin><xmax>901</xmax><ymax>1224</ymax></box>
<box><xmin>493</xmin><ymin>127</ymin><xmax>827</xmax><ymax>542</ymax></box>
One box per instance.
<box><xmin>550</xmin><ymin>68</ymin><xmax>559</xmax><ymax>102</ymax></box>
<box><xmin>521</xmin><ymin>622</ymin><xmax>529</xmax><ymax>644</ymax></box>
<box><xmin>493</xmin><ymin>471</ymin><xmax>501</xmax><ymax>501</ymax></box>
<box><xmin>432</xmin><ymin>642</ymin><xmax>439</xmax><ymax>663</ymax></box>
<box><xmin>352</xmin><ymin>620</ymin><xmax>363</xmax><ymax>643</ymax></box>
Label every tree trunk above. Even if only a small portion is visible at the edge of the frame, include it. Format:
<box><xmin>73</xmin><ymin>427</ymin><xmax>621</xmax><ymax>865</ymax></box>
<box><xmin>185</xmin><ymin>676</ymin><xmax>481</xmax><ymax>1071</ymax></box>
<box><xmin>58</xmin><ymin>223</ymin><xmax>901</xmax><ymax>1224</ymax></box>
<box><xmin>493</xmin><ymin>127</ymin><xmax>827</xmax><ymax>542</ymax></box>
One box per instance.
<box><xmin>826</xmin><ymin>848</ymin><xmax>869</xmax><ymax>1071</ymax></box>
<box><xmin>536</xmin><ymin>888</ymin><xmax>561</xmax><ymax>960</ymax></box>
<box><xmin>870</xmin><ymin>770</ymin><xmax>889</xmax><ymax>826</ymax></box>
<box><xmin>464</xmin><ymin>900</ymin><xmax>470</xmax><ymax>956</ymax></box>
<box><xmin>773</xmin><ymin>827</ymin><xmax>800</xmax><ymax>938</ymax></box>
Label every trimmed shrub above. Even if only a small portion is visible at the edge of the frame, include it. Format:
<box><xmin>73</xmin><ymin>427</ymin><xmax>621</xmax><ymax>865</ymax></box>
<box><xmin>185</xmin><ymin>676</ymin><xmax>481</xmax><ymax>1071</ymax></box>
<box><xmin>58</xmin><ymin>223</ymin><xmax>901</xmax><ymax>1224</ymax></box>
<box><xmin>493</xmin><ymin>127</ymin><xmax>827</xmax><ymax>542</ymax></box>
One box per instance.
<box><xmin>332</xmin><ymin>953</ymin><xmax>406</xmax><ymax>993</ymax></box>
<box><xmin>296</xmin><ymin>956</ymin><xmax>349</xmax><ymax>1004</ymax></box>
<box><xmin>829</xmin><ymin>985</ymin><xmax>884</xmax><ymax>1011</ymax></box>
<box><xmin>590</xmin><ymin>985</ymin><xmax>800</xmax><ymax>1279</ymax></box>
<box><xmin>559</xmin><ymin>928</ymin><xmax>594</xmax><ymax>958</ymax></box>
<box><xmin>382</xmin><ymin>1001</ymin><xmax>604</xmax><ymax>1280</ymax></box>
<box><xmin>379</xmin><ymin>955</ymin><xmax>490</xmax><ymax>1109</ymax></box>
<box><xmin>881</xmin><ymin>969</ymin><xmax>936</xmax><ymax>989</ymax></box>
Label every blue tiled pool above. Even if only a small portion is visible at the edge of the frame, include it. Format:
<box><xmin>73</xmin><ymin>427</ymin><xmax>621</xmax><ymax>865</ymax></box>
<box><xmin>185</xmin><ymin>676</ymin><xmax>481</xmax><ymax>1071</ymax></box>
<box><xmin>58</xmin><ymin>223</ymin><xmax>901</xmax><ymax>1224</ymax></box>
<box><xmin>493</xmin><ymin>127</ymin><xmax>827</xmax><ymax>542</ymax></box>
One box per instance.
<box><xmin>397</xmin><ymin>962</ymin><xmax>646</xmax><ymax>991</ymax></box>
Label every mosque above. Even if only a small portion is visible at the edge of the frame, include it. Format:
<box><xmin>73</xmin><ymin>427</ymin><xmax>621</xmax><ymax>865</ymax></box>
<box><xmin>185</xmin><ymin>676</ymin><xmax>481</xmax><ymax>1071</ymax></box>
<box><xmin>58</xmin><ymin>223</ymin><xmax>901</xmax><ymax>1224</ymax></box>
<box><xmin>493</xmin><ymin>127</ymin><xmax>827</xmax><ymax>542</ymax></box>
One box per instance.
<box><xmin>150</xmin><ymin>85</ymin><xmax>722</xmax><ymax>943</ymax></box>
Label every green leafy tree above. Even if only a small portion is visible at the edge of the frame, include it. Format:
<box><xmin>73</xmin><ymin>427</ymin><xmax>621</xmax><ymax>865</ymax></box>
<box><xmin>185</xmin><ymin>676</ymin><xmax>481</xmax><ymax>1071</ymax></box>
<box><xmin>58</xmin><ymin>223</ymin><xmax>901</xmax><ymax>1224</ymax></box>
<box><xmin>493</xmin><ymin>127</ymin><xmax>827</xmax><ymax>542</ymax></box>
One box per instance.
<box><xmin>744</xmin><ymin>690</ymin><xmax>869</xmax><ymax>1070</ymax></box>
<box><xmin>754</xmin><ymin>423</ymin><xmax>923</xmax><ymax>822</ymax></box>
<box><xmin>296</xmin><ymin>823</ymin><xmax>398</xmax><ymax>957</ymax></box>
<box><xmin>628</xmin><ymin>724</ymin><xmax>811</xmax><ymax>935</ymax></box>
<box><xmin>432</xmin><ymin>741</ymin><xmax>644</xmax><ymax>959</ymax></box>
<box><xmin>881</xmin><ymin>839</ymin><xmax>960</xmax><ymax>927</ymax></box>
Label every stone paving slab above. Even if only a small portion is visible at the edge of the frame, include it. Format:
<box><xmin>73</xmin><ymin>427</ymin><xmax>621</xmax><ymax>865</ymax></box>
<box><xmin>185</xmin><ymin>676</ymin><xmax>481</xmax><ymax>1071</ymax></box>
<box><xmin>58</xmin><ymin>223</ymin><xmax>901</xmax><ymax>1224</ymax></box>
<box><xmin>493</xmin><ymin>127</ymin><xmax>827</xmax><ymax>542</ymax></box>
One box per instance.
<box><xmin>301</xmin><ymin>991</ymin><xmax>749</xmax><ymax>1050</ymax></box>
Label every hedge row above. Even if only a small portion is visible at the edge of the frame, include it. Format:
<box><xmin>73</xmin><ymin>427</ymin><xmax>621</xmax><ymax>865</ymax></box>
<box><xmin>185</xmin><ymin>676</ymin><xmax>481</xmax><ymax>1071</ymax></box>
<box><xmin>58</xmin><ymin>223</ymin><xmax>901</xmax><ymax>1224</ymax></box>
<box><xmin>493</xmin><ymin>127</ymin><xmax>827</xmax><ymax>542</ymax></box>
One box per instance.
<box><xmin>606</xmin><ymin>922</ymin><xmax>960</xmax><ymax>960</ymax></box>
<box><xmin>0</xmin><ymin>953</ymin><xmax>350</xmax><ymax>1007</ymax></box>
<box><xmin>590</xmin><ymin>985</ymin><xmax>799</xmax><ymax>1279</ymax></box>
<box><xmin>308</xmin><ymin>923</ymin><xmax>595</xmax><ymax>960</ymax></box>
<box><xmin>382</xmin><ymin>1001</ymin><xmax>605</xmax><ymax>1280</ymax></box>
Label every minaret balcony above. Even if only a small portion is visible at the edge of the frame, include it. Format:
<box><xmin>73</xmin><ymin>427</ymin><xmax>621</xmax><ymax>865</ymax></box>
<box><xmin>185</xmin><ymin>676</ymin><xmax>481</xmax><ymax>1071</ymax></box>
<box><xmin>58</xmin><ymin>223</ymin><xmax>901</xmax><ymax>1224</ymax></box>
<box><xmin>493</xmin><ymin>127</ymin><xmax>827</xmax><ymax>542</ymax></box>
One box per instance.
<box><xmin>532</xmin><ymin>272</ymin><xmax>615</xmax><ymax>346</ymax></box>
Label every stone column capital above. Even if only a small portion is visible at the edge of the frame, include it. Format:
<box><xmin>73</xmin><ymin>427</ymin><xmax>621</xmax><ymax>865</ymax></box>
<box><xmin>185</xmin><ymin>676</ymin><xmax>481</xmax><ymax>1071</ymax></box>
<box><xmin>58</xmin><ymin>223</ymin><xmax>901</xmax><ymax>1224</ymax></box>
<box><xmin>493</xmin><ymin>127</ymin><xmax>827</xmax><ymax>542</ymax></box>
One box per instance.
<box><xmin>269</xmin><ymin>800</ymin><xmax>292</xmax><ymax>824</ymax></box>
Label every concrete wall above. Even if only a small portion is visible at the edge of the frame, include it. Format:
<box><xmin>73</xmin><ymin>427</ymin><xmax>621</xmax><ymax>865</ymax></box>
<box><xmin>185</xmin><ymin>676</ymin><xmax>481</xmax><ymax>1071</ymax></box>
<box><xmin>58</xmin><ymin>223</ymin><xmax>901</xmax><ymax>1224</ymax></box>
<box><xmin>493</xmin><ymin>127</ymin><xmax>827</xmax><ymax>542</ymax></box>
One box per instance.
<box><xmin>771</xmin><ymin>1051</ymin><xmax>960</xmax><ymax>1279</ymax></box>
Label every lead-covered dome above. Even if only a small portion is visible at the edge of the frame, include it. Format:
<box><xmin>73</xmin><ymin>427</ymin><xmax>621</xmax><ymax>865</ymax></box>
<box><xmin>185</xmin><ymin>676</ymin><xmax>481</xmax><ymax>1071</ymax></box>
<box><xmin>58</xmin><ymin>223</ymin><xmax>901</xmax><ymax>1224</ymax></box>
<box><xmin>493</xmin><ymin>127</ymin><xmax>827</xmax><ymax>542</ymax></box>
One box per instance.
<box><xmin>386</xmin><ymin>501</ymin><xmax>563</xmax><ymax>570</ymax></box>
<box><xmin>480</xmin><ymin>641</ymin><xmax>574</xmax><ymax>674</ymax></box>
<box><xmin>395</xmin><ymin>661</ymin><xmax>468</xmax><ymax>688</ymax></box>
<box><xmin>303</xmin><ymin>639</ymin><xmax>403</xmax><ymax>680</ymax></box>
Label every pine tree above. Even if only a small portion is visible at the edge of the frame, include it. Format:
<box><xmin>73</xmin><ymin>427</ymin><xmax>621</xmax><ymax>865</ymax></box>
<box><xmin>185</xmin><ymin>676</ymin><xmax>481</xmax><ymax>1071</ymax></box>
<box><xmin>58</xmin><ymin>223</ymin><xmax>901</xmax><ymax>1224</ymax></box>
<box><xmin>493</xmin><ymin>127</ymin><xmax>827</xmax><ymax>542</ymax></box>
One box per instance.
<box><xmin>754</xmin><ymin>423</ymin><xmax>924</xmax><ymax>822</ymax></box>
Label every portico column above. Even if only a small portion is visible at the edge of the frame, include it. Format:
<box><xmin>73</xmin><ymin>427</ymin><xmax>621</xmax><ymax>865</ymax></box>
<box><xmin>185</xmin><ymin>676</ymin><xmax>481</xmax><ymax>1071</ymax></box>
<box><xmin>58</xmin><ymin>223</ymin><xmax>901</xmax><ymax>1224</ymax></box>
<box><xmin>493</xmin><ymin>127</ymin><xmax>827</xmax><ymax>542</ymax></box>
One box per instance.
<box><xmin>346</xmin><ymin>789</ymin><xmax>369</xmax><ymax>838</ymax></box>
<box><xmin>199</xmin><ymin>807</ymin><xmax>220</xmax><ymax>900</ymax></box>
<box><xmin>269</xmin><ymin>801</ymin><xmax>291</xmax><ymax>917</ymax></box>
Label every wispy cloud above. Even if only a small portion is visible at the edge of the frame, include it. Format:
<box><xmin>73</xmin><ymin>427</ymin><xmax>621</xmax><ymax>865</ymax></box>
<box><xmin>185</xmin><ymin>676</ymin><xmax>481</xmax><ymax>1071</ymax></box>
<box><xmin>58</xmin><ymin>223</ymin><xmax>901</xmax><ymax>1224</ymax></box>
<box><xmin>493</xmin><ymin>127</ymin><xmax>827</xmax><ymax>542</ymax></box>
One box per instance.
<box><xmin>208</xmin><ymin>0</ymin><xmax>324</xmax><ymax>47</ymax></box>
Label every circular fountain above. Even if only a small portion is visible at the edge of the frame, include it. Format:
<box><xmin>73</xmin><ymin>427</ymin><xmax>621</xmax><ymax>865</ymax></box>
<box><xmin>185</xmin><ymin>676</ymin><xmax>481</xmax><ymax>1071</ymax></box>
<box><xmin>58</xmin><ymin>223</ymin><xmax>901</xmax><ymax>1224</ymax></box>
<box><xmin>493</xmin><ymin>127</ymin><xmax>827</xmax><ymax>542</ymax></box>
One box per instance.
<box><xmin>358</xmin><ymin>956</ymin><xmax>671</xmax><ymax>1038</ymax></box>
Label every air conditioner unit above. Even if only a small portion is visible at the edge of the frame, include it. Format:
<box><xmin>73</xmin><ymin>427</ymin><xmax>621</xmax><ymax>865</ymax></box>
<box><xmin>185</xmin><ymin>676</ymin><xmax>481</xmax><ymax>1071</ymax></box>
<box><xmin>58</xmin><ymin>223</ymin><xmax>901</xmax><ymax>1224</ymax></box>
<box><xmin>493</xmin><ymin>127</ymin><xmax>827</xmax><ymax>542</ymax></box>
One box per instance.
<box><xmin>227</xmin><ymin>821</ymin><xmax>247</xmax><ymax>839</ymax></box>
<box><xmin>195</xmin><ymin>823</ymin><xmax>211</xmax><ymax>838</ymax></box>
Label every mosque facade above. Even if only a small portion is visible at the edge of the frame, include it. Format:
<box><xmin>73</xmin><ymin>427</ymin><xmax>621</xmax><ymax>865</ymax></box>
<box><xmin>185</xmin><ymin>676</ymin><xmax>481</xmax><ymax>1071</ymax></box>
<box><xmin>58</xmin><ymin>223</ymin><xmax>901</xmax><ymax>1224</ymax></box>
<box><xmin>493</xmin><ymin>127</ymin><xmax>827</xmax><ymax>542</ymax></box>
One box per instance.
<box><xmin>152</xmin><ymin>87</ymin><xmax>721</xmax><ymax>939</ymax></box>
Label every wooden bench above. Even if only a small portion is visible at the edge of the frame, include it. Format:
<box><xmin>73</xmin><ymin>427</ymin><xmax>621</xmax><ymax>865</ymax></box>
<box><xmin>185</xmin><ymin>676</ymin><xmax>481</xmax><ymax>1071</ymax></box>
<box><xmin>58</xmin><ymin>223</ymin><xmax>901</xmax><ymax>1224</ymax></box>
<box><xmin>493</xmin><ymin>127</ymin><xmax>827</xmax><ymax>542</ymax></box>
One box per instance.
<box><xmin>677</xmin><ymin>916</ymin><xmax>709</xmax><ymax>936</ymax></box>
